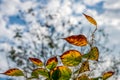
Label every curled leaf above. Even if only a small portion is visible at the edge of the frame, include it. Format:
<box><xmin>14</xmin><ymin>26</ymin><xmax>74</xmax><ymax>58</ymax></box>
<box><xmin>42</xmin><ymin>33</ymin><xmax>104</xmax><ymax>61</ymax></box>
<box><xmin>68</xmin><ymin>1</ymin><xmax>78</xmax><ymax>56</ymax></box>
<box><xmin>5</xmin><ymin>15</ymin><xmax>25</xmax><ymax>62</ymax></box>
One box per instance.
<box><xmin>90</xmin><ymin>77</ymin><xmax>102</xmax><ymax>80</ymax></box>
<box><xmin>79</xmin><ymin>61</ymin><xmax>90</xmax><ymax>73</ymax></box>
<box><xmin>60</xmin><ymin>50</ymin><xmax>82</xmax><ymax>66</ymax></box>
<box><xmin>77</xmin><ymin>74</ymin><xmax>90</xmax><ymax>80</ymax></box>
<box><xmin>31</xmin><ymin>68</ymin><xmax>49</xmax><ymax>78</ymax></box>
<box><xmin>63</xmin><ymin>34</ymin><xmax>88</xmax><ymax>46</ymax></box>
<box><xmin>29</xmin><ymin>57</ymin><xmax>43</xmax><ymax>67</ymax></box>
<box><xmin>82</xmin><ymin>47</ymin><xmax>99</xmax><ymax>61</ymax></box>
<box><xmin>46</xmin><ymin>56</ymin><xmax>58</xmax><ymax>70</ymax></box>
<box><xmin>50</xmin><ymin>66</ymin><xmax>72</xmax><ymax>80</ymax></box>
<box><xmin>83</xmin><ymin>13</ymin><xmax>97</xmax><ymax>26</ymax></box>
<box><xmin>3</xmin><ymin>68</ymin><xmax>24</xmax><ymax>76</ymax></box>
<box><xmin>102</xmin><ymin>71</ymin><xmax>114</xmax><ymax>80</ymax></box>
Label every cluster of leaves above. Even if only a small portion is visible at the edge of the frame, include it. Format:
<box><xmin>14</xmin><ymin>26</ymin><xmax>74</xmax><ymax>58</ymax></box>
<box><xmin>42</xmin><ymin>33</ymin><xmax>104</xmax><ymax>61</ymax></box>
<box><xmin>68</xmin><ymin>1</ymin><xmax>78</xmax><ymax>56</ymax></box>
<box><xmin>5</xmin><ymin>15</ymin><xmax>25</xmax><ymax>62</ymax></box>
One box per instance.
<box><xmin>1</xmin><ymin>14</ymin><xmax>114</xmax><ymax>80</ymax></box>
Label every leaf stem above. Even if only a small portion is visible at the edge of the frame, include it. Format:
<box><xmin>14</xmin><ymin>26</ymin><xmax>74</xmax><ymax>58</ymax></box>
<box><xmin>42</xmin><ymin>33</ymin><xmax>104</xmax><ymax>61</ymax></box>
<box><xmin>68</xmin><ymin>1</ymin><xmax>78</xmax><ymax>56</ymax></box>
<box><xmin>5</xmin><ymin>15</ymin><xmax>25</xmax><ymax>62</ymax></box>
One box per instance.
<box><xmin>90</xmin><ymin>27</ymin><xmax>97</xmax><ymax>47</ymax></box>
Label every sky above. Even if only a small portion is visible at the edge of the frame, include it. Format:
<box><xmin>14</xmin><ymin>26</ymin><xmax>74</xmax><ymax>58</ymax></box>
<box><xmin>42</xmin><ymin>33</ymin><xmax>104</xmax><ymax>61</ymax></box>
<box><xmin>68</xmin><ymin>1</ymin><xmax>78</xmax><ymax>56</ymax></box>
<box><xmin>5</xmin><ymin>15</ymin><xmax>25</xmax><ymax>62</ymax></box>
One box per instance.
<box><xmin>0</xmin><ymin>0</ymin><xmax>120</xmax><ymax>80</ymax></box>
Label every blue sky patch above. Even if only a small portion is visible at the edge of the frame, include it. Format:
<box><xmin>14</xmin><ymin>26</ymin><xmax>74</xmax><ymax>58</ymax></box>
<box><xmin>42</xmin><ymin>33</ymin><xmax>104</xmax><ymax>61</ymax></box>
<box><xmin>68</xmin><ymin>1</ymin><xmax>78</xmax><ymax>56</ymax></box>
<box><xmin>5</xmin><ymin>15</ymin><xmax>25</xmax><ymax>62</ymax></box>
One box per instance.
<box><xmin>8</xmin><ymin>15</ymin><xmax>26</xmax><ymax>25</ymax></box>
<box><xmin>86</xmin><ymin>1</ymin><xmax>105</xmax><ymax>14</ymax></box>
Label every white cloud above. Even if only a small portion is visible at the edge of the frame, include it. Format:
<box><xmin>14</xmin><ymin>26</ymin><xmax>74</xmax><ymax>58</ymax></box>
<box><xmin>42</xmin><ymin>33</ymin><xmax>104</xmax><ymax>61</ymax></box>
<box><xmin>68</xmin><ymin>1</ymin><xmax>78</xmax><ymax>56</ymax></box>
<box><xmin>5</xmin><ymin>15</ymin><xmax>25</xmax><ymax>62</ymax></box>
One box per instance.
<box><xmin>102</xmin><ymin>0</ymin><xmax>120</xmax><ymax>29</ymax></box>
<box><xmin>0</xmin><ymin>43</ymin><xmax>11</xmax><ymax>71</ymax></box>
<box><xmin>0</xmin><ymin>0</ymin><xmax>21</xmax><ymax>16</ymax></box>
<box><xmin>19</xmin><ymin>1</ymin><xmax>38</xmax><ymax>11</ymax></box>
<box><xmin>46</xmin><ymin>0</ymin><xmax>60</xmax><ymax>13</ymax></box>
<box><xmin>103</xmin><ymin>0</ymin><xmax>120</xmax><ymax>10</ymax></box>
<box><xmin>83</xmin><ymin>0</ymin><xmax>103</xmax><ymax>6</ymax></box>
<box><xmin>0</xmin><ymin>18</ymin><xmax>14</xmax><ymax>39</ymax></box>
<box><xmin>72</xmin><ymin>3</ymin><xmax>86</xmax><ymax>14</ymax></box>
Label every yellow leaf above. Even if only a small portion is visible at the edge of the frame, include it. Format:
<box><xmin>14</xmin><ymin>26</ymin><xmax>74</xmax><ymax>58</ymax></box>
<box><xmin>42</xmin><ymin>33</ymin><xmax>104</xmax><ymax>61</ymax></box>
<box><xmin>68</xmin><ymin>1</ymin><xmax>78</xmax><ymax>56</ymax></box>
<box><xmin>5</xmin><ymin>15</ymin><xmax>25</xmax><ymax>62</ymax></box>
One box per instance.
<box><xmin>79</xmin><ymin>61</ymin><xmax>90</xmax><ymax>73</ymax></box>
<box><xmin>64</xmin><ymin>34</ymin><xmax>88</xmax><ymax>46</ymax></box>
<box><xmin>82</xmin><ymin>47</ymin><xmax>99</xmax><ymax>61</ymax></box>
<box><xmin>50</xmin><ymin>66</ymin><xmax>72</xmax><ymax>80</ymax></box>
<box><xmin>31</xmin><ymin>68</ymin><xmax>49</xmax><ymax>78</ymax></box>
<box><xmin>83</xmin><ymin>13</ymin><xmax>97</xmax><ymax>27</ymax></box>
<box><xmin>46</xmin><ymin>57</ymin><xmax>58</xmax><ymax>70</ymax></box>
<box><xmin>3</xmin><ymin>68</ymin><xmax>24</xmax><ymax>76</ymax></box>
<box><xmin>102</xmin><ymin>71</ymin><xmax>114</xmax><ymax>80</ymax></box>
<box><xmin>29</xmin><ymin>57</ymin><xmax>43</xmax><ymax>67</ymax></box>
<box><xmin>60</xmin><ymin>50</ymin><xmax>82</xmax><ymax>66</ymax></box>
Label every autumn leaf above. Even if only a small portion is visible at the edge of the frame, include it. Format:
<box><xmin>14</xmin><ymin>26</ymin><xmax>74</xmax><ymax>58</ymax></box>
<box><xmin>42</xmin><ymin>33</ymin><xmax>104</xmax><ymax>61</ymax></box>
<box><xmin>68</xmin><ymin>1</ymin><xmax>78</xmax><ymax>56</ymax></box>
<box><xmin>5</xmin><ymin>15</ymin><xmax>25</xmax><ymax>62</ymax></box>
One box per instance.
<box><xmin>60</xmin><ymin>50</ymin><xmax>82</xmax><ymax>66</ymax></box>
<box><xmin>82</xmin><ymin>47</ymin><xmax>99</xmax><ymax>61</ymax></box>
<box><xmin>63</xmin><ymin>34</ymin><xmax>88</xmax><ymax>46</ymax></box>
<box><xmin>46</xmin><ymin>56</ymin><xmax>58</xmax><ymax>70</ymax></box>
<box><xmin>90</xmin><ymin>77</ymin><xmax>101</xmax><ymax>80</ymax></box>
<box><xmin>2</xmin><ymin>68</ymin><xmax>24</xmax><ymax>76</ymax></box>
<box><xmin>29</xmin><ymin>57</ymin><xmax>43</xmax><ymax>67</ymax></box>
<box><xmin>31</xmin><ymin>68</ymin><xmax>49</xmax><ymax>78</ymax></box>
<box><xmin>50</xmin><ymin>66</ymin><xmax>72</xmax><ymax>80</ymax></box>
<box><xmin>76</xmin><ymin>74</ymin><xmax>90</xmax><ymax>80</ymax></box>
<box><xmin>102</xmin><ymin>71</ymin><xmax>114</xmax><ymax>80</ymax></box>
<box><xmin>79</xmin><ymin>61</ymin><xmax>90</xmax><ymax>73</ymax></box>
<box><xmin>83</xmin><ymin>13</ymin><xmax>97</xmax><ymax>27</ymax></box>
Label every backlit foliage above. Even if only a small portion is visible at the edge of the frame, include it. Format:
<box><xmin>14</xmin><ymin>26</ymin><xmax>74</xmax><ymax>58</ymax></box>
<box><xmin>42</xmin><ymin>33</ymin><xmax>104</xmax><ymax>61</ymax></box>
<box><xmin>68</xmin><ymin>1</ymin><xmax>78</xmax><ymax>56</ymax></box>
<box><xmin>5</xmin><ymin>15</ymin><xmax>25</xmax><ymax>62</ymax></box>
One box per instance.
<box><xmin>29</xmin><ymin>57</ymin><xmax>43</xmax><ymax>67</ymax></box>
<box><xmin>2</xmin><ymin>68</ymin><xmax>24</xmax><ymax>76</ymax></box>
<box><xmin>60</xmin><ymin>50</ymin><xmax>82</xmax><ymax>66</ymax></box>
<box><xmin>2</xmin><ymin>13</ymin><xmax>114</xmax><ymax>80</ymax></box>
<box><xmin>63</xmin><ymin>34</ymin><xmax>88</xmax><ymax>46</ymax></box>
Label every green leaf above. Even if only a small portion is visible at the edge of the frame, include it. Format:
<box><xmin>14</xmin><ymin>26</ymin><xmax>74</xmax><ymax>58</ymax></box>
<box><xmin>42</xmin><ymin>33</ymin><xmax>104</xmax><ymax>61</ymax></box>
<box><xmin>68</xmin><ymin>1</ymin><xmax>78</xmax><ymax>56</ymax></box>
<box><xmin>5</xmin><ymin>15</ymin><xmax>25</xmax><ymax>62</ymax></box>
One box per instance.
<box><xmin>60</xmin><ymin>50</ymin><xmax>82</xmax><ymax>66</ymax></box>
<box><xmin>82</xmin><ymin>47</ymin><xmax>99</xmax><ymax>61</ymax></box>
<box><xmin>46</xmin><ymin>57</ymin><xmax>58</xmax><ymax>70</ymax></box>
<box><xmin>50</xmin><ymin>66</ymin><xmax>72</xmax><ymax>80</ymax></box>
<box><xmin>31</xmin><ymin>68</ymin><xmax>49</xmax><ymax>78</ymax></box>
<box><xmin>51</xmin><ymin>68</ymin><xmax>60</xmax><ymax>80</ymax></box>
<box><xmin>3</xmin><ymin>68</ymin><xmax>24</xmax><ymax>76</ymax></box>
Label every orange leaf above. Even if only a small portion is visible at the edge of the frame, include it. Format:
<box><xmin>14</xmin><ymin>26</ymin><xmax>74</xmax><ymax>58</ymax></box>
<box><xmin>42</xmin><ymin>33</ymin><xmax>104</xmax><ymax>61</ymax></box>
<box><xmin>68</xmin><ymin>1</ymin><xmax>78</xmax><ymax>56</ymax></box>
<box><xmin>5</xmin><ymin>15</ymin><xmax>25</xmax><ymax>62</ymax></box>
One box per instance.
<box><xmin>64</xmin><ymin>34</ymin><xmax>88</xmax><ymax>46</ymax></box>
<box><xmin>29</xmin><ymin>57</ymin><xmax>43</xmax><ymax>67</ymax></box>
<box><xmin>102</xmin><ymin>71</ymin><xmax>114</xmax><ymax>80</ymax></box>
<box><xmin>3</xmin><ymin>68</ymin><xmax>24</xmax><ymax>76</ymax></box>
<box><xmin>83</xmin><ymin>13</ymin><xmax>97</xmax><ymax>27</ymax></box>
<box><xmin>60</xmin><ymin>50</ymin><xmax>82</xmax><ymax>66</ymax></box>
<box><xmin>46</xmin><ymin>57</ymin><xmax>58</xmax><ymax>70</ymax></box>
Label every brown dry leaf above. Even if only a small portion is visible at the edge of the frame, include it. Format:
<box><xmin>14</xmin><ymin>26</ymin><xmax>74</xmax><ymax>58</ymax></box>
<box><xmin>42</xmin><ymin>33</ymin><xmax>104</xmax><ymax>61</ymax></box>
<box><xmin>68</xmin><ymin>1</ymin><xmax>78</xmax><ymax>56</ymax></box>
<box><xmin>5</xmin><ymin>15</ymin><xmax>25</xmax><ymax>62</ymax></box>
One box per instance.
<box><xmin>79</xmin><ymin>61</ymin><xmax>90</xmax><ymax>73</ymax></box>
<box><xmin>77</xmin><ymin>74</ymin><xmax>90</xmax><ymax>80</ymax></box>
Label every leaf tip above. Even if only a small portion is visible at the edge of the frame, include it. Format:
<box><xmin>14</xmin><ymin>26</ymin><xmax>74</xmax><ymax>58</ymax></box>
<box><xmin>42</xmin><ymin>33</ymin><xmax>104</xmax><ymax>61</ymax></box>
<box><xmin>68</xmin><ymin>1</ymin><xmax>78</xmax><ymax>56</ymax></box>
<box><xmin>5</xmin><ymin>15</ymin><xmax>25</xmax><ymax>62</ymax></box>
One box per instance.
<box><xmin>83</xmin><ymin>13</ymin><xmax>97</xmax><ymax>26</ymax></box>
